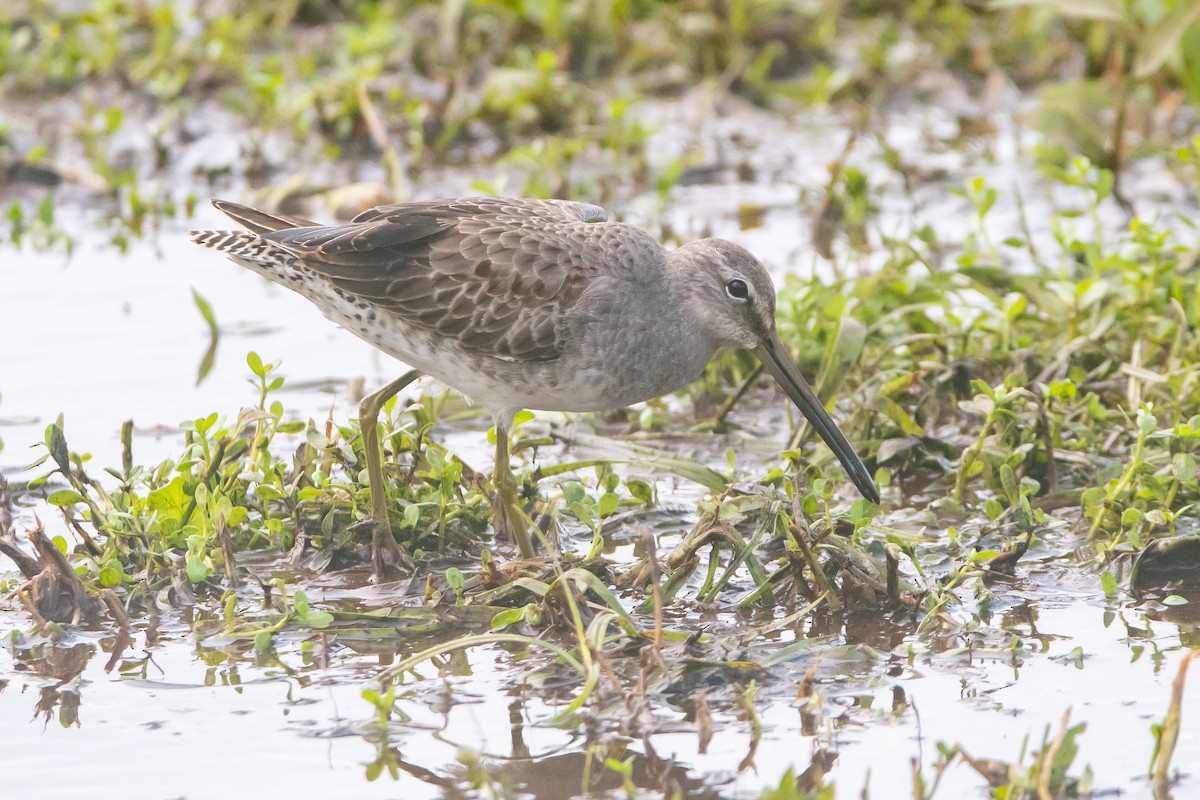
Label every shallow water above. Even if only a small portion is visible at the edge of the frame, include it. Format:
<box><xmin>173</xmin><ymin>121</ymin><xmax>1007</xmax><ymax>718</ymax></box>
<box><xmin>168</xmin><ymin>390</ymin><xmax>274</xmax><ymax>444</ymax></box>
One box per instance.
<box><xmin>3</xmin><ymin>94</ymin><xmax>1200</xmax><ymax>799</ymax></box>
<box><xmin>2</xmin><ymin>544</ymin><xmax>1196</xmax><ymax>798</ymax></box>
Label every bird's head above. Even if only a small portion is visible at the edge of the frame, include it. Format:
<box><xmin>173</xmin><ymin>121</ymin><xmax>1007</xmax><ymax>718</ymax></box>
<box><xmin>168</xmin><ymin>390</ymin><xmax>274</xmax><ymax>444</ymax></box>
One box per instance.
<box><xmin>673</xmin><ymin>238</ymin><xmax>879</xmax><ymax>504</ymax></box>
<box><xmin>675</xmin><ymin>238</ymin><xmax>778</xmax><ymax>351</ymax></box>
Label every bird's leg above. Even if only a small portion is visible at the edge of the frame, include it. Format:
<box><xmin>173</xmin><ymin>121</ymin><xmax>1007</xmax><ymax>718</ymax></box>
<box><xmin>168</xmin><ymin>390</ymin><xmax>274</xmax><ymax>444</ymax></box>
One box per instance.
<box><xmin>492</xmin><ymin>414</ymin><xmax>535</xmax><ymax>559</ymax></box>
<box><xmin>358</xmin><ymin>370</ymin><xmax>422</xmax><ymax>577</ymax></box>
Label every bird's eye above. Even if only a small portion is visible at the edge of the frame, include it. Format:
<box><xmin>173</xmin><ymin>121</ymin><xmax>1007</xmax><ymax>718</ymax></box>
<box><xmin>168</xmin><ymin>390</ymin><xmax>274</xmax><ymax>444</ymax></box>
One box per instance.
<box><xmin>726</xmin><ymin>279</ymin><xmax>749</xmax><ymax>300</ymax></box>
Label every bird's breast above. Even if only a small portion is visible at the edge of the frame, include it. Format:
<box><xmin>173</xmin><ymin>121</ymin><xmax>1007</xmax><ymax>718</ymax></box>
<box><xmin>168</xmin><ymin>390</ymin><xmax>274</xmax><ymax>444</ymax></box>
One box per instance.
<box><xmin>556</xmin><ymin>296</ymin><xmax>717</xmax><ymax>409</ymax></box>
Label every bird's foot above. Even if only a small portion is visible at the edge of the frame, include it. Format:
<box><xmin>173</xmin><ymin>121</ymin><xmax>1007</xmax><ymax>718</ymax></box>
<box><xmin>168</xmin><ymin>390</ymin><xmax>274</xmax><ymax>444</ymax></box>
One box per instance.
<box><xmin>491</xmin><ymin>485</ymin><xmax>536</xmax><ymax>559</ymax></box>
<box><xmin>352</xmin><ymin>516</ymin><xmax>410</xmax><ymax>579</ymax></box>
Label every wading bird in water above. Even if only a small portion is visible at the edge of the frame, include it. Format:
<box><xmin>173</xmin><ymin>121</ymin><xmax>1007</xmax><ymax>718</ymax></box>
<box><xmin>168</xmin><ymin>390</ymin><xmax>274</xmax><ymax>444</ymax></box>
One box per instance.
<box><xmin>192</xmin><ymin>197</ymin><xmax>878</xmax><ymax>574</ymax></box>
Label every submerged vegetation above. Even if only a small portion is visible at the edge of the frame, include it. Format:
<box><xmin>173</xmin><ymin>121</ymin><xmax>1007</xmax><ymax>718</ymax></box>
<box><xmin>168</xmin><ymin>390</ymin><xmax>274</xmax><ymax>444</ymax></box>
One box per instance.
<box><xmin>2</xmin><ymin>0</ymin><xmax>1200</xmax><ymax>798</ymax></box>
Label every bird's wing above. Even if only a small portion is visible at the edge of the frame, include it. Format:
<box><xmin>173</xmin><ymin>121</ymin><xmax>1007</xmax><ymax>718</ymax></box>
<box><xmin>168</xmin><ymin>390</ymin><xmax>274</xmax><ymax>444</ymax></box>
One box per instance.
<box><xmin>233</xmin><ymin>197</ymin><xmax>626</xmax><ymax>363</ymax></box>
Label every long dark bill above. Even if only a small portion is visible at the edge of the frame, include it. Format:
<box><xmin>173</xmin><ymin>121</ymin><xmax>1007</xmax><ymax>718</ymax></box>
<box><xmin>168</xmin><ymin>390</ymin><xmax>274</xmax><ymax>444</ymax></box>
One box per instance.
<box><xmin>754</xmin><ymin>333</ymin><xmax>880</xmax><ymax>504</ymax></box>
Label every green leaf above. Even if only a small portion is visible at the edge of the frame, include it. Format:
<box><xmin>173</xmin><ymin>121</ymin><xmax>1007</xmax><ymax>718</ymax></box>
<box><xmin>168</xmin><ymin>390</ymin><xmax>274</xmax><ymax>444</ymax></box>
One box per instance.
<box><xmin>1172</xmin><ymin>453</ymin><xmax>1196</xmax><ymax>484</ymax></box>
<box><xmin>1000</xmin><ymin>464</ymin><xmax>1019</xmax><ymax>502</ymax></box>
<box><xmin>626</xmin><ymin>479</ymin><xmax>653</xmax><ymax>505</ymax></box>
<box><xmin>254</xmin><ymin>485</ymin><xmax>284</xmax><ymax>502</ymax></box>
<box><xmin>1004</xmin><ymin>292</ymin><xmax>1027</xmax><ymax>320</ymax></box>
<box><xmin>99</xmin><ymin>564</ymin><xmax>123</xmax><ymax>587</ymax></box>
<box><xmin>1048</xmin><ymin>380</ymin><xmax>1077</xmax><ymax>400</ymax></box>
<box><xmin>570</xmin><ymin>501</ymin><xmax>595</xmax><ymax>526</ymax></box>
<box><xmin>302</xmin><ymin>609</ymin><xmax>334</xmax><ymax>628</ymax></box>
<box><xmin>194</xmin><ymin>412</ymin><xmax>218</xmax><ymax>435</ymax></box>
<box><xmin>882</xmin><ymin>398</ymin><xmax>925</xmax><ymax>436</ymax></box>
<box><xmin>1081</xmin><ymin>486</ymin><xmax>1105</xmax><ymax>513</ymax></box>
<box><xmin>1134</xmin><ymin>2</ymin><xmax>1200</xmax><ymax>79</ymax></box>
<box><xmin>305</xmin><ymin>427</ymin><xmax>329</xmax><ymax>450</ymax></box>
<box><xmin>597</xmin><ymin>492</ymin><xmax>619</xmax><ymax>517</ymax></box>
<box><xmin>294</xmin><ymin>590</ymin><xmax>333</xmax><ymax>627</ymax></box>
<box><xmin>1100</xmin><ymin>570</ymin><xmax>1118</xmax><ymax>598</ymax></box>
<box><xmin>47</xmin><ymin>489</ymin><xmax>85</xmax><ymax>507</ymax></box>
<box><xmin>490</xmin><ymin>607</ymin><xmax>527</xmax><ymax>629</ymax></box>
<box><xmin>554</xmin><ymin>430</ymin><xmax>728</xmax><ymax>493</ymax></box>
<box><xmin>186</xmin><ymin>553</ymin><xmax>211</xmax><ymax>583</ymax></box>
<box><xmin>44</xmin><ymin>423</ymin><xmax>70</xmax><ymax>471</ymax></box>
<box><xmin>718</xmin><ymin>494</ymin><xmax>769</xmax><ymax>521</ymax></box>
<box><xmin>148</xmin><ymin>477</ymin><xmax>189</xmax><ymax>531</ymax></box>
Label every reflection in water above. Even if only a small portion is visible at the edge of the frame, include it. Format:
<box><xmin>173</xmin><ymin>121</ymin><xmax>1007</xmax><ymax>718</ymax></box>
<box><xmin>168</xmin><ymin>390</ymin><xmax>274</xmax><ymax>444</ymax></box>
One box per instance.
<box><xmin>0</xmin><ymin>560</ymin><xmax>1197</xmax><ymax>797</ymax></box>
<box><xmin>439</xmin><ymin>743</ymin><xmax>726</xmax><ymax>800</ymax></box>
<box><xmin>35</xmin><ymin>683</ymin><xmax>81</xmax><ymax>728</ymax></box>
<box><xmin>10</xmin><ymin>640</ymin><xmax>93</xmax><ymax>728</ymax></box>
<box><xmin>508</xmin><ymin>698</ymin><xmax>530</xmax><ymax>760</ymax></box>
<box><xmin>0</xmin><ymin>407</ymin><xmax>1197</xmax><ymax>799</ymax></box>
<box><xmin>354</xmin><ymin>689</ymin><xmax>730</xmax><ymax>797</ymax></box>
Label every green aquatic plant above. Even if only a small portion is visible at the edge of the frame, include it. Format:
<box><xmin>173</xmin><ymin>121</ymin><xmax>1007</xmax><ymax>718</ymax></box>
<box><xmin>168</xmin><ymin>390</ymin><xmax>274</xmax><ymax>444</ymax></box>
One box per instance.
<box><xmin>6</xmin><ymin>0</ymin><xmax>1197</xmax><ymax>255</ymax></box>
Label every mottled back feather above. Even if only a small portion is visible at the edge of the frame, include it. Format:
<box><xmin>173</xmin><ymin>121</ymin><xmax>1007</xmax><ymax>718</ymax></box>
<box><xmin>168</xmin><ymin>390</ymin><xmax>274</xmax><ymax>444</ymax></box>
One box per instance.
<box><xmin>204</xmin><ymin>197</ymin><xmax>651</xmax><ymax>363</ymax></box>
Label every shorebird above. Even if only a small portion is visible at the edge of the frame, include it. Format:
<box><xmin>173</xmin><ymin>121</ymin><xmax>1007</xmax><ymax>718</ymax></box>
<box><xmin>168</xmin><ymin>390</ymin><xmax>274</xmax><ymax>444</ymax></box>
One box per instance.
<box><xmin>192</xmin><ymin>197</ymin><xmax>878</xmax><ymax>572</ymax></box>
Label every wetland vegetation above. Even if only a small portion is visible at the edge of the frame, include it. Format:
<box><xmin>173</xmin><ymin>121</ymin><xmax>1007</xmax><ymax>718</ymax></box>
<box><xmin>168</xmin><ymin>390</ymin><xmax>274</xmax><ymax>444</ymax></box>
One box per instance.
<box><xmin>2</xmin><ymin>1</ymin><xmax>1200</xmax><ymax>798</ymax></box>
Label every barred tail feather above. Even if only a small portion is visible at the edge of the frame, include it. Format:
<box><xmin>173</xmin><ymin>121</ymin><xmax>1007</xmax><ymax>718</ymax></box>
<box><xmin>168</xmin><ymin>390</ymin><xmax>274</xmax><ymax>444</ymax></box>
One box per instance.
<box><xmin>189</xmin><ymin>228</ymin><xmax>296</xmax><ymax>267</ymax></box>
<box><xmin>190</xmin><ymin>224</ymin><xmax>314</xmax><ymax>292</ymax></box>
<box><xmin>189</xmin><ymin>229</ymin><xmax>254</xmax><ymax>251</ymax></box>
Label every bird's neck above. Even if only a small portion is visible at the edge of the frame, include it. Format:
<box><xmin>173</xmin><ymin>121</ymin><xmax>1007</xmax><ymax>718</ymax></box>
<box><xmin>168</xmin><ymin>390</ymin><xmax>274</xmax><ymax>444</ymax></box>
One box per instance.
<box><xmin>662</xmin><ymin>245</ymin><xmax>726</xmax><ymax>361</ymax></box>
